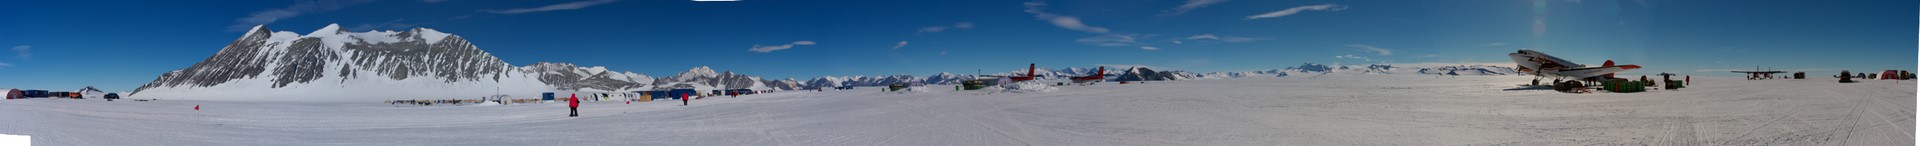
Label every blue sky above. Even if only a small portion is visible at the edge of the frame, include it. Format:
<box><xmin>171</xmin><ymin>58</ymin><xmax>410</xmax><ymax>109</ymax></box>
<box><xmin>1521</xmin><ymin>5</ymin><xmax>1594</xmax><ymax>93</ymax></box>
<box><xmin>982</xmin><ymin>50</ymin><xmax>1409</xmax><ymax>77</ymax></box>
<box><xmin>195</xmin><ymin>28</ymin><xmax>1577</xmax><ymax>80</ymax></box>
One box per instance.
<box><xmin>0</xmin><ymin>0</ymin><xmax>1914</xmax><ymax>92</ymax></box>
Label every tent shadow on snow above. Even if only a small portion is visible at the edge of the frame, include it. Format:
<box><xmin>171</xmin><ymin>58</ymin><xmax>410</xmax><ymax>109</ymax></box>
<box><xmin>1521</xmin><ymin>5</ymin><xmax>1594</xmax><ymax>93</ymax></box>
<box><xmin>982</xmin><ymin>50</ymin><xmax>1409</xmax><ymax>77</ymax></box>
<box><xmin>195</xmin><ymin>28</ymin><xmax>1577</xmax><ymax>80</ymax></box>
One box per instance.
<box><xmin>1501</xmin><ymin>85</ymin><xmax>1554</xmax><ymax>91</ymax></box>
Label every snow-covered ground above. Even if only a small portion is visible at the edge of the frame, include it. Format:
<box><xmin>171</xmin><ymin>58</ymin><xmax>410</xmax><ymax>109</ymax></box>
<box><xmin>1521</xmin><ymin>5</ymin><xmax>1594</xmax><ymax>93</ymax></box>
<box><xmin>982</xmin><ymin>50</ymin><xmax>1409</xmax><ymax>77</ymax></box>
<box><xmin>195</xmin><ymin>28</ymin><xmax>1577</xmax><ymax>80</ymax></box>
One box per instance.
<box><xmin>1</xmin><ymin>75</ymin><xmax>1912</xmax><ymax>145</ymax></box>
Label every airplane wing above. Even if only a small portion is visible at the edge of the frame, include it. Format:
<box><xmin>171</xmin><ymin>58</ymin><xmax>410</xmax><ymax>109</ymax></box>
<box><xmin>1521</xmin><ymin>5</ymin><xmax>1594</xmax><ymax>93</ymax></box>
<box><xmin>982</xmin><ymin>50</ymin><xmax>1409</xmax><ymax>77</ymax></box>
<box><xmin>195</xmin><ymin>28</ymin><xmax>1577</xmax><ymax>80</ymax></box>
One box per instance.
<box><xmin>1550</xmin><ymin>65</ymin><xmax>1641</xmax><ymax>78</ymax></box>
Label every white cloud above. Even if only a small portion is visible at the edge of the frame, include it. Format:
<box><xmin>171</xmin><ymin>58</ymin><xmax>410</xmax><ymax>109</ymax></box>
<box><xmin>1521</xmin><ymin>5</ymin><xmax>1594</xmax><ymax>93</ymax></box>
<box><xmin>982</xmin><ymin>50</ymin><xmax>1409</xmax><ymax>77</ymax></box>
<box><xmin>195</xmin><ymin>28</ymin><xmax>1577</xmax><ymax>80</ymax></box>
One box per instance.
<box><xmin>488</xmin><ymin>0</ymin><xmax>620</xmax><ymax>14</ymax></box>
<box><xmin>892</xmin><ymin>41</ymin><xmax>909</xmax><ymax>49</ymax></box>
<box><xmin>347</xmin><ymin>19</ymin><xmax>417</xmax><ymax>31</ymax></box>
<box><xmin>1163</xmin><ymin>0</ymin><xmax>1229</xmax><ymax>16</ymax></box>
<box><xmin>227</xmin><ymin>0</ymin><xmax>379</xmax><ymax>31</ymax></box>
<box><xmin>748</xmin><ymin>41</ymin><xmax>816</xmax><ymax>53</ymax></box>
<box><xmin>1075</xmin><ymin>34</ymin><xmax>1144</xmax><ymax>47</ymax></box>
<box><xmin>918</xmin><ymin>22</ymin><xmax>976</xmax><ymax>34</ymax></box>
<box><xmin>1140</xmin><ymin>46</ymin><xmax>1161</xmax><ymax>51</ymax></box>
<box><xmin>1218</xmin><ymin>36</ymin><xmax>1264</xmax><ymax>43</ymax></box>
<box><xmin>0</xmin><ymin>62</ymin><xmax>11</xmax><ymax>67</ymax></box>
<box><xmin>1171</xmin><ymin>40</ymin><xmax>1184</xmax><ymax>44</ymax></box>
<box><xmin>920</xmin><ymin>27</ymin><xmax>947</xmax><ymax>33</ymax></box>
<box><xmin>1245</xmin><ymin>3</ymin><xmax>1347</xmax><ymax>20</ymax></box>
<box><xmin>939</xmin><ymin>51</ymin><xmax>948</xmax><ymax>55</ymax></box>
<box><xmin>1187</xmin><ymin>34</ymin><xmax>1219</xmax><ymax>40</ymax></box>
<box><xmin>1024</xmin><ymin>1</ymin><xmax>1112</xmax><ymax>34</ymax></box>
<box><xmin>1345</xmin><ymin>44</ymin><xmax>1392</xmax><ymax>55</ymax></box>
<box><xmin>1046</xmin><ymin>16</ymin><xmax>1109</xmax><ymax>34</ymax></box>
<box><xmin>11</xmin><ymin>45</ymin><xmax>29</xmax><ymax>60</ymax></box>
<box><xmin>1484</xmin><ymin>42</ymin><xmax>1508</xmax><ymax>47</ymax></box>
<box><xmin>1335</xmin><ymin>54</ymin><xmax>1370</xmax><ymax>61</ymax></box>
<box><xmin>1184</xmin><ymin>33</ymin><xmax>1264</xmax><ymax>43</ymax></box>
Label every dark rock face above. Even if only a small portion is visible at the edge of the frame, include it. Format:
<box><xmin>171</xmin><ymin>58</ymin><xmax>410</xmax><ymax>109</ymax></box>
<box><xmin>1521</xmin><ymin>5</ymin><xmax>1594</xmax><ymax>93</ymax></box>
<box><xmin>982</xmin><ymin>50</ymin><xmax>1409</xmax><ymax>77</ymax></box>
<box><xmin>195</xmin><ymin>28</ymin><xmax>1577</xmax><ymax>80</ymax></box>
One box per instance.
<box><xmin>1289</xmin><ymin>63</ymin><xmax>1333</xmax><ymax>73</ymax></box>
<box><xmin>1114</xmin><ymin>67</ymin><xmax>1182</xmax><ymax>81</ymax></box>
<box><xmin>650</xmin><ymin>67</ymin><xmax>764</xmax><ymax>90</ymax></box>
<box><xmin>342</xmin><ymin>31</ymin><xmax>512</xmax><ymax>83</ymax></box>
<box><xmin>274</xmin><ymin>37</ymin><xmax>336</xmax><ymax>87</ymax></box>
<box><xmin>133</xmin><ymin>26</ymin><xmax>526</xmax><ymax>95</ymax></box>
<box><xmin>522</xmin><ymin>62</ymin><xmax>651</xmax><ymax>91</ymax></box>
<box><xmin>134</xmin><ymin>26</ymin><xmax>274</xmax><ymax>92</ymax></box>
<box><xmin>762</xmin><ymin>79</ymin><xmax>803</xmax><ymax>90</ymax></box>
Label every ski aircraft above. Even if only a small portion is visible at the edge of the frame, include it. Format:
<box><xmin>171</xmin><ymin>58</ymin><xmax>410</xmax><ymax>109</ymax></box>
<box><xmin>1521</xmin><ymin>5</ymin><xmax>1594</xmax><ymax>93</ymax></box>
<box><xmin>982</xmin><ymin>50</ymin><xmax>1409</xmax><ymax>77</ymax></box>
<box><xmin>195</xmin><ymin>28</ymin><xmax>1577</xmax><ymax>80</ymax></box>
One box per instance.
<box><xmin>1069</xmin><ymin>66</ymin><xmax>1105</xmax><ymax>84</ymax></box>
<box><xmin>1508</xmin><ymin>49</ymin><xmax>1642</xmax><ymax>86</ymax></box>
<box><xmin>979</xmin><ymin>64</ymin><xmax>1039</xmax><ymax>82</ymax></box>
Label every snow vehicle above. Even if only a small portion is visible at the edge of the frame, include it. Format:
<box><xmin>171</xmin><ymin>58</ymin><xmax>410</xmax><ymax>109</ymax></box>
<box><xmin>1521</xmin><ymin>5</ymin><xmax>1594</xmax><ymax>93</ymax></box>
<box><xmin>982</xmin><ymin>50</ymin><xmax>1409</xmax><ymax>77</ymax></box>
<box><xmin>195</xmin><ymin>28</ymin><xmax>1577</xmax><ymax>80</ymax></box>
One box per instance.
<box><xmin>1508</xmin><ymin>49</ymin><xmax>1641</xmax><ymax>88</ymax></box>
<box><xmin>960</xmin><ymin>80</ymin><xmax>988</xmax><ymax>90</ymax></box>
<box><xmin>887</xmin><ymin>83</ymin><xmax>908</xmax><ymax>92</ymax></box>
<box><xmin>1837</xmin><ymin>70</ymin><xmax>1857</xmax><ymax>83</ymax></box>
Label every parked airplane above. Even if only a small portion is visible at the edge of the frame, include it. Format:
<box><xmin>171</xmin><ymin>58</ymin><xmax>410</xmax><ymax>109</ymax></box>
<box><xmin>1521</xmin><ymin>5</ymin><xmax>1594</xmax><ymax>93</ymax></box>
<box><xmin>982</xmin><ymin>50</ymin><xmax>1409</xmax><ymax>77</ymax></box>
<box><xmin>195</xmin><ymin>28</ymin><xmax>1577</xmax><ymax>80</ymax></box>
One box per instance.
<box><xmin>1508</xmin><ymin>49</ymin><xmax>1641</xmax><ymax>86</ymax></box>
<box><xmin>979</xmin><ymin>64</ymin><xmax>1039</xmax><ymax>82</ymax></box>
<box><xmin>1069</xmin><ymin>66</ymin><xmax>1105</xmax><ymax>84</ymax></box>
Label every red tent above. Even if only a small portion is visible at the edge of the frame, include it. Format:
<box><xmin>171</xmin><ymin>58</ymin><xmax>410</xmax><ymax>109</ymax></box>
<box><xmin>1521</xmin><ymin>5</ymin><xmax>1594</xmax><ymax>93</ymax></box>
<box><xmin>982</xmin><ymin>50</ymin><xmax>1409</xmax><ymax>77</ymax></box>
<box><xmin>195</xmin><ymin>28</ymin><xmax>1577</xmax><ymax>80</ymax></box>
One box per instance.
<box><xmin>5</xmin><ymin>89</ymin><xmax>20</xmax><ymax>99</ymax></box>
<box><xmin>1881</xmin><ymin>70</ymin><xmax>1900</xmax><ymax>80</ymax></box>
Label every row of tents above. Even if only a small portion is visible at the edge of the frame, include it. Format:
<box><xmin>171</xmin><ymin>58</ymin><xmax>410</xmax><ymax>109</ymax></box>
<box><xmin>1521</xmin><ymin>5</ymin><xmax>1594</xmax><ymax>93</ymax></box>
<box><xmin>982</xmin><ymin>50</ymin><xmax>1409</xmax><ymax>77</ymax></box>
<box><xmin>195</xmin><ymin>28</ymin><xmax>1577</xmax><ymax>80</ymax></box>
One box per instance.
<box><xmin>5</xmin><ymin>87</ymin><xmax>119</xmax><ymax>100</ymax></box>
<box><xmin>537</xmin><ymin>89</ymin><xmax>772</xmax><ymax>102</ymax></box>
<box><xmin>1837</xmin><ymin>70</ymin><xmax>1912</xmax><ymax>83</ymax></box>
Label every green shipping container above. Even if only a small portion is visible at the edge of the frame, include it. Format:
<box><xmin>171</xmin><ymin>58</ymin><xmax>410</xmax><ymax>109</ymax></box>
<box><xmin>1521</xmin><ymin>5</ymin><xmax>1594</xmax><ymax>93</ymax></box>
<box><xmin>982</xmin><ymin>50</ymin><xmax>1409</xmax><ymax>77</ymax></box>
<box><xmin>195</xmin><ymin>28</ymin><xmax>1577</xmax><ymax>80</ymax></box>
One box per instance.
<box><xmin>1602</xmin><ymin>80</ymin><xmax>1646</xmax><ymax>93</ymax></box>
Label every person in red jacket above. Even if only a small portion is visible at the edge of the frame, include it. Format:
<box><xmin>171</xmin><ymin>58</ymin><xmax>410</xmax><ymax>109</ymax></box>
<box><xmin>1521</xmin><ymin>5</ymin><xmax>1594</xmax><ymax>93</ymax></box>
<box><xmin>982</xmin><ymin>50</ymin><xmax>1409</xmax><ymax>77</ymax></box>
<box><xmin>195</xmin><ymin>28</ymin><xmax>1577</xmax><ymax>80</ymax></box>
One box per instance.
<box><xmin>568</xmin><ymin>93</ymin><xmax>580</xmax><ymax>117</ymax></box>
<box><xmin>681</xmin><ymin>93</ymin><xmax>689</xmax><ymax>106</ymax></box>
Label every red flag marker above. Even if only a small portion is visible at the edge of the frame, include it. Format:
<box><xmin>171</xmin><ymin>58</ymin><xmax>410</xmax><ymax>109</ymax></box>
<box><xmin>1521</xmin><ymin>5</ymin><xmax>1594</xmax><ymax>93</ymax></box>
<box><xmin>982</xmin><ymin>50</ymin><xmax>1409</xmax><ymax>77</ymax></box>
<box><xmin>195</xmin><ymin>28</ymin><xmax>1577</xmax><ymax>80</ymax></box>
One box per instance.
<box><xmin>194</xmin><ymin>105</ymin><xmax>200</xmax><ymax>111</ymax></box>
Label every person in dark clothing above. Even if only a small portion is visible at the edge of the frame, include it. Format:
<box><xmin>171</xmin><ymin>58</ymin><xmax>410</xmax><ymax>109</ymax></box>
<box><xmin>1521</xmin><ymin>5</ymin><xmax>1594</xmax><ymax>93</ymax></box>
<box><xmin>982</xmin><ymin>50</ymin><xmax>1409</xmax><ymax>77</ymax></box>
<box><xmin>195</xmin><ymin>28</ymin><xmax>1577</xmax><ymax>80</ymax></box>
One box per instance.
<box><xmin>569</xmin><ymin>94</ymin><xmax>580</xmax><ymax>117</ymax></box>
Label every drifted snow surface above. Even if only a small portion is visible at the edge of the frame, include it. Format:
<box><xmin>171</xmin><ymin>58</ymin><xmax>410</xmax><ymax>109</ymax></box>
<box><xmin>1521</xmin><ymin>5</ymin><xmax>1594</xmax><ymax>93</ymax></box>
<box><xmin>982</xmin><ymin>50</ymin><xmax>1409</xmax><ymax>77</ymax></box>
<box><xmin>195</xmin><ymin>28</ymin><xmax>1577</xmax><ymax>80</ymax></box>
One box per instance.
<box><xmin>1</xmin><ymin>75</ymin><xmax>1913</xmax><ymax>145</ymax></box>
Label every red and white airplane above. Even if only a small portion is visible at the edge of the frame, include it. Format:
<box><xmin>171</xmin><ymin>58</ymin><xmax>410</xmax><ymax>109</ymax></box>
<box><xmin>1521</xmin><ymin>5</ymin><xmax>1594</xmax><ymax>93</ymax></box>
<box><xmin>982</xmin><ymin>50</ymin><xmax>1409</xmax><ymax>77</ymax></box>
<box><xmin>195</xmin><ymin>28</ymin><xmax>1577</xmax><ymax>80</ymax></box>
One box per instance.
<box><xmin>1069</xmin><ymin>66</ymin><xmax>1105</xmax><ymax>84</ymax></box>
<box><xmin>1509</xmin><ymin>49</ymin><xmax>1641</xmax><ymax>86</ymax></box>
<box><xmin>989</xmin><ymin>63</ymin><xmax>1038</xmax><ymax>82</ymax></box>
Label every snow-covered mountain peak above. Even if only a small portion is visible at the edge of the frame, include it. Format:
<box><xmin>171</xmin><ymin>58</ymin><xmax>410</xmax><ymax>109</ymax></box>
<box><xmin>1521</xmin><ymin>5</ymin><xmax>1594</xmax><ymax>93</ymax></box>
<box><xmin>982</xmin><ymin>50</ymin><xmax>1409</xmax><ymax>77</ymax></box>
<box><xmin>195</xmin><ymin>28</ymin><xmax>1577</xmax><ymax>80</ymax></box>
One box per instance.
<box><xmin>77</xmin><ymin>86</ymin><xmax>103</xmax><ymax>93</ymax></box>
<box><xmin>243</xmin><ymin>25</ymin><xmax>270</xmax><ymax>36</ymax></box>
<box><xmin>1290</xmin><ymin>63</ymin><xmax>1334</xmax><ymax>72</ymax></box>
<box><xmin>409</xmin><ymin>27</ymin><xmax>452</xmax><ymax>44</ymax></box>
<box><xmin>677</xmin><ymin>66</ymin><xmax>719</xmax><ymax>79</ymax></box>
<box><xmin>309</xmin><ymin>23</ymin><xmax>344</xmax><ymax>36</ymax></box>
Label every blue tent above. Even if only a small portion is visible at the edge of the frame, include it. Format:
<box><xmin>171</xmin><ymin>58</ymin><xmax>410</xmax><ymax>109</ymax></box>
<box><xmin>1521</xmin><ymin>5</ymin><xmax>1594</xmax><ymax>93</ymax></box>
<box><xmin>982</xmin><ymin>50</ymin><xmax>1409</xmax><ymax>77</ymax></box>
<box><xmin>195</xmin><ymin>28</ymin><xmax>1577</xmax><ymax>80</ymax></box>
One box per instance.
<box><xmin>22</xmin><ymin>90</ymin><xmax>48</xmax><ymax>98</ymax></box>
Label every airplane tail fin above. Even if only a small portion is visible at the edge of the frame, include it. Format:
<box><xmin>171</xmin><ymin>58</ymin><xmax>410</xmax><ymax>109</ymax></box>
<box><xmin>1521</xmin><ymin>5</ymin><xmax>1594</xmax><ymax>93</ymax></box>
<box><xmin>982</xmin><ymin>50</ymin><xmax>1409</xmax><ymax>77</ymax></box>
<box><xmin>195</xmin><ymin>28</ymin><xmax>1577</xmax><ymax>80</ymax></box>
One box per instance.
<box><xmin>1603</xmin><ymin>60</ymin><xmax>1616</xmax><ymax>78</ymax></box>
<box><xmin>1027</xmin><ymin>64</ymin><xmax>1036</xmax><ymax>78</ymax></box>
<box><xmin>1095</xmin><ymin>66</ymin><xmax>1105</xmax><ymax>78</ymax></box>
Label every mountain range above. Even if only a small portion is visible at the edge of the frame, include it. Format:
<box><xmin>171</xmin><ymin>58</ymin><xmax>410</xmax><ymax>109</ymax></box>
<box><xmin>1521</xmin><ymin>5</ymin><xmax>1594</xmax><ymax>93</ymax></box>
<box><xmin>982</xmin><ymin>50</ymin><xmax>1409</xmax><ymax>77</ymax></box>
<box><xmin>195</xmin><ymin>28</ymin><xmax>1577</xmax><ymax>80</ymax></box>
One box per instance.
<box><xmin>130</xmin><ymin>24</ymin><xmax>1523</xmax><ymax>101</ymax></box>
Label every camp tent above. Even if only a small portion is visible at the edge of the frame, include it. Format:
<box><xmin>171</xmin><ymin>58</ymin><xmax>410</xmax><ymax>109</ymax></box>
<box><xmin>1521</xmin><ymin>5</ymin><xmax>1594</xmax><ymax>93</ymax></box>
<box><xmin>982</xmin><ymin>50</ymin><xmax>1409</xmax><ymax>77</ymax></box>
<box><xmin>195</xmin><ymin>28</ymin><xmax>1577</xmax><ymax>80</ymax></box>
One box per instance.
<box><xmin>5</xmin><ymin>89</ymin><xmax>21</xmax><ymax>99</ymax></box>
<box><xmin>22</xmin><ymin>90</ymin><xmax>48</xmax><ymax>98</ymax></box>
<box><xmin>1880</xmin><ymin>70</ymin><xmax>1900</xmax><ymax>80</ymax></box>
